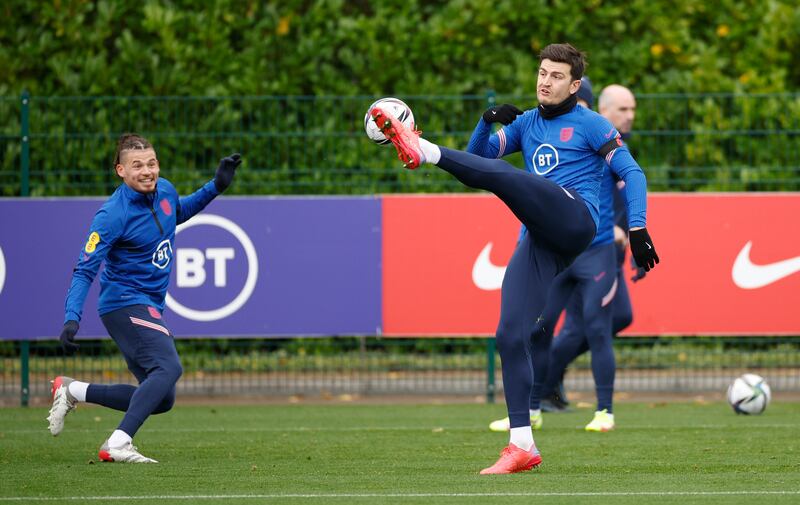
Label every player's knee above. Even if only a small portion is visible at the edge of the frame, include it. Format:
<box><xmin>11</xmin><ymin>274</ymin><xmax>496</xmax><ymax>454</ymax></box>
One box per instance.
<box><xmin>170</xmin><ymin>361</ymin><xmax>184</xmax><ymax>382</ymax></box>
<box><xmin>495</xmin><ymin>328</ymin><xmax>527</xmax><ymax>357</ymax></box>
<box><xmin>613</xmin><ymin>311</ymin><xmax>633</xmax><ymax>334</ymax></box>
<box><xmin>585</xmin><ymin>324</ymin><xmax>613</xmax><ymax>347</ymax></box>
<box><xmin>154</xmin><ymin>389</ymin><xmax>176</xmax><ymax>414</ymax></box>
<box><xmin>160</xmin><ymin>360</ymin><xmax>183</xmax><ymax>384</ymax></box>
<box><xmin>613</xmin><ymin>314</ymin><xmax>633</xmax><ymax>334</ymax></box>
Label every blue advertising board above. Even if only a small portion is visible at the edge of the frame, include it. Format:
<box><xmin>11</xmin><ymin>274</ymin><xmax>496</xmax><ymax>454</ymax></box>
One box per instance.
<box><xmin>0</xmin><ymin>197</ymin><xmax>382</xmax><ymax>339</ymax></box>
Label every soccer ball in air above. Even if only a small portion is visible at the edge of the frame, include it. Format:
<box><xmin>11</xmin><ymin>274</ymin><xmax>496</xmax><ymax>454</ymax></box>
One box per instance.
<box><xmin>727</xmin><ymin>373</ymin><xmax>771</xmax><ymax>415</ymax></box>
<box><xmin>364</xmin><ymin>97</ymin><xmax>415</xmax><ymax>145</ymax></box>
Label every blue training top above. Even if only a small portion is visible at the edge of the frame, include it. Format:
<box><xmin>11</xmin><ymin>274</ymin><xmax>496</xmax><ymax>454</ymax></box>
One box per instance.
<box><xmin>64</xmin><ymin>178</ymin><xmax>219</xmax><ymax>323</ymax></box>
<box><xmin>589</xmin><ymin>166</ymin><xmax>618</xmax><ymax>247</ymax></box>
<box><xmin>466</xmin><ymin>105</ymin><xmax>648</xmax><ymax>242</ymax></box>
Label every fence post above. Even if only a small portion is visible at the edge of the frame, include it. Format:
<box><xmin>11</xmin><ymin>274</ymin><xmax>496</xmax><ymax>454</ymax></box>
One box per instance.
<box><xmin>19</xmin><ymin>91</ymin><xmax>31</xmax><ymax>406</ymax></box>
<box><xmin>20</xmin><ymin>341</ymin><xmax>30</xmax><ymax>407</ymax></box>
<box><xmin>20</xmin><ymin>90</ymin><xmax>30</xmax><ymax>197</ymax></box>
<box><xmin>483</xmin><ymin>89</ymin><xmax>497</xmax><ymax>405</ymax></box>
<box><xmin>486</xmin><ymin>89</ymin><xmax>496</xmax><ymax>109</ymax></box>
<box><xmin>486</xmin><ymin>338</ymin><xmax>496</xmax><ymax>404</ymax></box>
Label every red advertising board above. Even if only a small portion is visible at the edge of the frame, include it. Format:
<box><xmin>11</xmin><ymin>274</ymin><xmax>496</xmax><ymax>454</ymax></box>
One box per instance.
<box><xmin>382</xmin><ymin>193</ymin><xmax>800</xmax><ymax>336</ymax></box>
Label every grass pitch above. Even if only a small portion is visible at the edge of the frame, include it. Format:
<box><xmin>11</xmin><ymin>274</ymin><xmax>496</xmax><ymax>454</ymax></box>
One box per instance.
<box><xmin>1</xmin><ymin>400</ymin><xmax>798</xmax><ymax>504</ymax></box>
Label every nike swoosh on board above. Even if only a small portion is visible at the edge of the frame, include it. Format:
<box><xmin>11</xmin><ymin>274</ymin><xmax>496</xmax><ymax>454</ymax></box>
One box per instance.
<box><xmin>472</xmin><ymin>243</ymin><xmax>506</xmax><ymax>291</ymax></box>
<box><xmin>731</xmin><ymin>241</ymin><xmax>800</xmax><ymax>289</ymax></box>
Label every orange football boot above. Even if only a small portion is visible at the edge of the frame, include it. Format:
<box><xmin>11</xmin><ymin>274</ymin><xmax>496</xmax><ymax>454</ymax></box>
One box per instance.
<box><xmin>370</xmin><ymin>106</ymin><xmax>424</xmax><ymax>169</ymax></box>
<box><xmin>479</xmin><ymin>444</ymin><xmax>542</xmax><ymax>475</ymax></box>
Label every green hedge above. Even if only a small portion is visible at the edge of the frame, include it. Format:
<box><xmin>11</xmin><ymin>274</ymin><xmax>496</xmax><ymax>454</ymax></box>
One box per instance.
<box><xmin>2</xmin><ymin>0</ymin><xmax>799</xmax><ymax>97</ymax></box>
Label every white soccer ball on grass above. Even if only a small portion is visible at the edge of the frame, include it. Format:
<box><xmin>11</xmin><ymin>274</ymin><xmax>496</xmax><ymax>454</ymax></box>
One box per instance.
<box><xmin>727</xmin><ymin>373</ymin><xmax>771</xmax><ymax>415</ymax></box>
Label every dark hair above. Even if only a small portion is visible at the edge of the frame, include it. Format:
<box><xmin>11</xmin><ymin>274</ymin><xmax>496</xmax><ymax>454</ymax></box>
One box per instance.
<box><xmin>539</xmin><ymin>43</ymin><xmax>587</xmax><ymax>81</ymax></box>
<box><xmin>114</xmin><ymin>133</ymin><xmax>153</xmax><ymax>166</ymax></box>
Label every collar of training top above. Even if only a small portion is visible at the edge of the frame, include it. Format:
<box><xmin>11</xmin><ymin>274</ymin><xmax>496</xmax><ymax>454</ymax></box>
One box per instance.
<box><xmin>538</xmin><ymin>93</ymin><xmax>578</xmax><ymax>120</ymax></box>
<box><xmin>119</xmin><ymin>180</ymin><xmax>159</xmax><ymax>200</ymax></box>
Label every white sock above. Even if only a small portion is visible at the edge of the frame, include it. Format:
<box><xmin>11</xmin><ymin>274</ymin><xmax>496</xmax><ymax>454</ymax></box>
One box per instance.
<box><xmin>418</xmin><ymin>138</ymin><xmax>441</xmax><ymax>164</ymax></box>
<box><xmin>67</xmin><ymin>381</ymin><xmax>89</xmax><ymax>402</ymax></box>
<box><xmin>509</xmin><ymin>426</ymin><xmax>534</xmax><ymax>451</ymax></box>
<box><xmin>107</xmin><ymin>429</ymin><xmax>132</xmax><ymax>448</ymax></box>
<box><xmin>529</xmin><ymin>409</ymin><xmax>541</xmax><ymax>417</ymax></box>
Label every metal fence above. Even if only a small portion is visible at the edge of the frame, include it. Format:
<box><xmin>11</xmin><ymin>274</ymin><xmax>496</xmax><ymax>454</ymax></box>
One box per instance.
<box><xmin>3</xmin><ymin>337</ymin><xmax>799</xmax><ymax>406</ymax></box>
<box><xmin>2</xmin><ymin>92</ymin><xmax>800</xmax><ymax>196</ymax></box>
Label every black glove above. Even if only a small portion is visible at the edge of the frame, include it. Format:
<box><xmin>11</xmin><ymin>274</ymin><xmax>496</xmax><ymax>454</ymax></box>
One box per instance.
<box><xmin>630</xmin><ymin>255</ymin><xmax>648</xmax><ymax>283</ymax></box>
<box><xmin>214</xmin><ymin>153</ymin><xmax>242</xmax><ymax>192</ymax></box>
<box><xmin>59</xmin><ymin>320</ymin><xmax>80</xmax><ymax>355</ymax></box>
<box><xmin>629</xmin><ymin>228</ymin><xmax>659</xmax><ymax>272</ymax></box>
<box><xmin>483</xmin><ymin>104</ymin><xmax>524</xmax><ymax>125</ymax></box>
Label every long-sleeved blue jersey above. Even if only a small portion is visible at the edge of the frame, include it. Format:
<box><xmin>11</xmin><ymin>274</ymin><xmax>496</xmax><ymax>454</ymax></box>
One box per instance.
<box><xmin>466</xmin><ymin>105</ymin><xmax>648</xmax><ymax>242</ymax></box>
<box><xmin>64</xmin><ymin>178</ymin><xmax>219</xmax><ymax>323</ymax></box>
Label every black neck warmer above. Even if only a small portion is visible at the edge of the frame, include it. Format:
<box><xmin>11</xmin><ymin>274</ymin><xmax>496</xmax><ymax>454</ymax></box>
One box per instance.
<box><xmin>538</xmin><ymin>93</ymin><xmax>578</xmax><ymax>119</ymax></box>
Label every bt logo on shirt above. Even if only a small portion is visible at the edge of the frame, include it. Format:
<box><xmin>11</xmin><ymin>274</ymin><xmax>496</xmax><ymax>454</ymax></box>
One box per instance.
<box><xmin>152</xmin><ymin>239</ymin><xmax>173</xmax><ymax>269</ymax></box>
<box><xmin>532</xmin><ymin>143</ymin><xmax>559</xmax><ymax>175</ymax></box>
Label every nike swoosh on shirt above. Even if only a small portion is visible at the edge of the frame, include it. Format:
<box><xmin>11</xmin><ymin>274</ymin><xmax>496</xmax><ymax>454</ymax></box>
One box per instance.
<box><xmin>472</xmin><ymin>243</ymin><xmax>506</xmax><ymax>291</ymax></box>
<box><xmin>731</xmin><ymin>241</ymin><xmax>800</xmax><ymax>289</ymax></box>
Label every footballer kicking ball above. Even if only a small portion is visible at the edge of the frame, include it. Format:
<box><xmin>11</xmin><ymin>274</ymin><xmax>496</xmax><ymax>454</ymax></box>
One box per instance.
<box><xmin>364</xmin><ymin>97</ymin><xmax>415</xmax><ymax>145</ymax></box>
<box><xmin>727</xmin><ymin>373</ymin><xmax>771</xmax><ymax>415</ymax></box>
